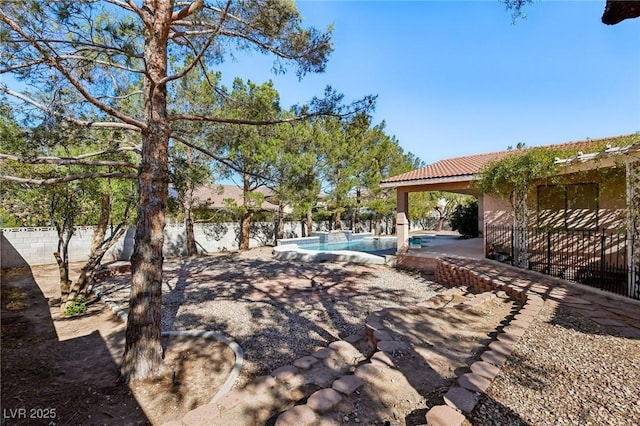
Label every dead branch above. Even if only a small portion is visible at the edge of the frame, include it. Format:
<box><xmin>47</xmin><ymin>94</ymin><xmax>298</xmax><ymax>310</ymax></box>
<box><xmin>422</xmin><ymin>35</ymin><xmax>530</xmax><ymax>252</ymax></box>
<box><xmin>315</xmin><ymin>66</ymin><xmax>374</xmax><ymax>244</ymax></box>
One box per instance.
<box><xmin>0</xmin><ymin>153</ymin><xmax>138</xmax><ymax>169</ymax></box>
<box><xmin>3</xmin><ymin>89</ymin><xmax>142</xmax><ymax>132</ymax></box>
<box><xmin>1</xmin><ymin>172</ymin><xmax>137</xmax><ymax>185</ymax></box>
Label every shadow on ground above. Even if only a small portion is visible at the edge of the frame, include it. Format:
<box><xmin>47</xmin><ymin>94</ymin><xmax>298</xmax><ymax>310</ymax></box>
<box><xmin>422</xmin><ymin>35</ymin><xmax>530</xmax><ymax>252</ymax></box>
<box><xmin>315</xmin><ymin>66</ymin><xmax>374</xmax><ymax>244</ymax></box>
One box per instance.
<box><xmin>1</xmin><ymin>266</ymin><xmax>149</xmax><ymax>426</ymax></box>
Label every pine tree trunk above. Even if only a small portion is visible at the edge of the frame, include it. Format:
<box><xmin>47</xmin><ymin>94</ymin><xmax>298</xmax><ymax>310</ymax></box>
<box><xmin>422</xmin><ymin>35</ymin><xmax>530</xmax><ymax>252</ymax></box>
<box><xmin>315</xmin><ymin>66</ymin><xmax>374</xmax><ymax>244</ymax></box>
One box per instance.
<box><xmin>240</xmin><ymin>211</ymin><xmax>251</xmax><ymax>250</ymax></box>
<box><xmin>277</xmin><ymin>201</ymin><xmax>285</xmax><ymax>240</ymax></box>
<box><xmin>184</xmin><ymin>182</ymin><xmax>197</xmax><ymax>256</ymax></box>
<box><xmin>239</xmin><ymin>174</ymin><xmax>252</xmax><ymax>250</ymax></box>
<box><xmin>64</xmin><ymin>225</ymin><xmax>128</xmax><ymax>312</ymax></box>
<box><xmin>56</xmin><ymin>210</ymin><xmax>74</xmax><ymax>308</ymax></box>
<box><xmin>184</xmin><ymin>149</ymin><xmax>197</xmax><ymax>256</ymax></box>
<box><xmin>54</xmin><ymin>252</ymin><xmax>71</xmax><ymax>306</ymax></box>
<box><xmin>306</xmin><ymin>209</ymin><xmax>313</xmax><ymax>236</ymax></box>
<box><xmin>122</xmin><ymin>3</ymin><xmax>170</xmax><ymax>381</ymax></box>
<box><xmin>91</xmin><ymin>193</ymin><xmax>111</xmax><ymax>254</ymax></box>
<box><xmin>354</xmin><ymin>187</ymin><xmax>361</xmax><ymax>233</ymax></box>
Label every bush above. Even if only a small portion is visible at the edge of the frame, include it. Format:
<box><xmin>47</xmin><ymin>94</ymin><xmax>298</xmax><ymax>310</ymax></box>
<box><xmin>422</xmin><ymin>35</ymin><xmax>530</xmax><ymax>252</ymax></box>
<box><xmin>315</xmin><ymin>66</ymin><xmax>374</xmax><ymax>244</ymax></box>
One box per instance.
<box><xmin>450</xmin><ymin>200</ymin><xmax>479</xmax><ymax>238</ymax></box>
<box><xmin>64</xmin><ymin>297</ymin><xmax>88</xmax><ymax>316</ymax></box>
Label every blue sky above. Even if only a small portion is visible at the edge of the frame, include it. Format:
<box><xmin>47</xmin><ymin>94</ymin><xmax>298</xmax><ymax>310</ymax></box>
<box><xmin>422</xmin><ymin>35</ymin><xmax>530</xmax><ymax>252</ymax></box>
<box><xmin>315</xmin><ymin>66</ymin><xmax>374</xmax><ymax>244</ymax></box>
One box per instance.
<box><xmin>217</xmin><ymin>0</ymin><xmax>640</xmax><ymax>166</ymax></box>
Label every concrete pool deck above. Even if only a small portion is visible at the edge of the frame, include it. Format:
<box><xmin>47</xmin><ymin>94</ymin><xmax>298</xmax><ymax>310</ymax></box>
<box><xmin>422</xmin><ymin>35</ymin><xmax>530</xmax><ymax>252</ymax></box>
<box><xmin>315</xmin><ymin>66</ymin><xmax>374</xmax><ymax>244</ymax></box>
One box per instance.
<box><xmin>272</xmin><ymin>244</ymin><xmax>395</xmax><ymax>265</ymax></box>
<box><xmin>272</xmin><ymin>234</ymin><xmax>482</xmax><ymax>266</ymax></box>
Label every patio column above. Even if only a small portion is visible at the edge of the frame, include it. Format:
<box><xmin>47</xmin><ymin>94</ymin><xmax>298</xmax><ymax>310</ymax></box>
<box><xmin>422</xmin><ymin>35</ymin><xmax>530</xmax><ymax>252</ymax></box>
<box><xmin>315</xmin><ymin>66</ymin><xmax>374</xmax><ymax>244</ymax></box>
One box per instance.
<box><xmin>396</xmin><ymin>189</ymin><xmax>409</xmax><ymax>253</ymax></box>
<box><xmin>627</xmin><ymin>158</ymin><xmax>640</xmax><ymax>299</ymax></box>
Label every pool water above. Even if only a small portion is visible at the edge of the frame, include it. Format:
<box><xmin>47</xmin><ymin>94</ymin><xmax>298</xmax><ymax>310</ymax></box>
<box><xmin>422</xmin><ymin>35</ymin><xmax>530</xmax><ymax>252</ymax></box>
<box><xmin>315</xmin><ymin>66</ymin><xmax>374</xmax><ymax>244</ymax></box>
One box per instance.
<box><xmin>299</xmin><ymin>238</ymin><xmax>397</xmax><ymax>253</ymax></box>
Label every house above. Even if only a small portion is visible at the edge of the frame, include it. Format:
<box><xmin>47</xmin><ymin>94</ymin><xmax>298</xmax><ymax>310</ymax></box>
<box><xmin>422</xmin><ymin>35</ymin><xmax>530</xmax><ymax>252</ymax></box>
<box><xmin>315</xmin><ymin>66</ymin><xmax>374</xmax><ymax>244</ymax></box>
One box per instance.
<box><xmin>168</xmin><ymin>184</ymin><xmax>289</xmax><ymax>221</ymax></box>
<box><xmin>380</xmin><ymin>134</ymin><xmax>640</xmax><ymax>299</ymax></box>
<box><xmin>190</xmin><ymin>184</ymin><xmax>281</xmax><ymax>213</ymax></box>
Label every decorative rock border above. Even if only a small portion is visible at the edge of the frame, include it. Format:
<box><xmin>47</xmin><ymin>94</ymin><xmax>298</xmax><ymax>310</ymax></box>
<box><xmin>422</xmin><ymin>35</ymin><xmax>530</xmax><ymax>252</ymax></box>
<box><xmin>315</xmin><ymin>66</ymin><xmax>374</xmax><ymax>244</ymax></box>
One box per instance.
<box><xmin>90</xmin><ymin>262</ymin><xmax>245</xmax><ymax>407</ymax></box>
<box><xmin>423</xmin><ymin>258</ymin><xmax>545</xmax><ymax>426</ymax></box>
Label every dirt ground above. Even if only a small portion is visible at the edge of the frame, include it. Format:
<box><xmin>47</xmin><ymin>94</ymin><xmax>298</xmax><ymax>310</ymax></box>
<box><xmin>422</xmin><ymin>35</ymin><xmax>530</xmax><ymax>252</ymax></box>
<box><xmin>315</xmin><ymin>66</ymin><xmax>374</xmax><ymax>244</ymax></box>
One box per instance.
<box><xmin>1</xmin><ymin>264</ymin><xmax>232</xmax><ymax>426</ymax></box>
<box><xmin>2</xmin><ymin>257</ymin><xmax>515</xmax><ymax>426</ymax></box>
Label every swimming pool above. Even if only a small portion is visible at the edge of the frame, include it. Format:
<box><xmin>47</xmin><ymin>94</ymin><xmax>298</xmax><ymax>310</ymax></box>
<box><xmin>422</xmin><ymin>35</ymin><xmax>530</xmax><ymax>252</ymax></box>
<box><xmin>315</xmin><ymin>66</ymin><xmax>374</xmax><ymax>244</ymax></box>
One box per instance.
<box><xmin>298</xmin><ymin>238</ymin><xmax>397</xmax><ymax>253</ymax></box>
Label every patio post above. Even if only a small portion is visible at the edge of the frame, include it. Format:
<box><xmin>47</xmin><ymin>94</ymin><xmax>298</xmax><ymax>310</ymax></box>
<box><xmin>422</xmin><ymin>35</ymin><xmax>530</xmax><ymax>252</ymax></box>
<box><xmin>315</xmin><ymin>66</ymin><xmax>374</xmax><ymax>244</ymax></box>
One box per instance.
<box><xmin>396</xmin><ymin>189</ymin><xmax>409</xmax><ymax>253</ymax></box>
<box><xmin>627</xmin><ymin>158</ymin><xmax>640</xmax><ymax>299</ymax></box>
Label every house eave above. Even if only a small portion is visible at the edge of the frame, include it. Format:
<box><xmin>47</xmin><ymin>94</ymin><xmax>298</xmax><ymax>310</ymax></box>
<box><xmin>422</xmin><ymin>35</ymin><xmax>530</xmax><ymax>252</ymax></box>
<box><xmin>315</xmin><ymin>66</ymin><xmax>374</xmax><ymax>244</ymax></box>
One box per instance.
<box><xmin>380</xmin><ymin>174</ymin><xmax>477</xmax><ymax>188</ymax></box>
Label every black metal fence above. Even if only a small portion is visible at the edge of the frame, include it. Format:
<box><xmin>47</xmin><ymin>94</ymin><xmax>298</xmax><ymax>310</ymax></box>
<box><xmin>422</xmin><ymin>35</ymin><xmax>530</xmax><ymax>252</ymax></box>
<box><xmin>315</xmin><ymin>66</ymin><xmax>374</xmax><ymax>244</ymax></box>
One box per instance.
<box><xmin>485</xmin><ymin>225</ymin><xmax>639</xmax><ymax>300</ymax></box>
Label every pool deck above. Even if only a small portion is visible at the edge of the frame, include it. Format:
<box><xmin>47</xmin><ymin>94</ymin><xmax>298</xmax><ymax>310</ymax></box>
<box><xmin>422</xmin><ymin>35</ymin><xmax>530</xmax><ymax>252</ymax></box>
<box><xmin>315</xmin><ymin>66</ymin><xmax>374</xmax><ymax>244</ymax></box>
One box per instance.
<box><xmin>272</xmin><ymin>234</ymin><xmax>482</xmax><ymax>266</ymax></box>
<box><xmin>272</xmin><ymin>244</ymin><xmax>395</xmax><ymax>265</ymax></box>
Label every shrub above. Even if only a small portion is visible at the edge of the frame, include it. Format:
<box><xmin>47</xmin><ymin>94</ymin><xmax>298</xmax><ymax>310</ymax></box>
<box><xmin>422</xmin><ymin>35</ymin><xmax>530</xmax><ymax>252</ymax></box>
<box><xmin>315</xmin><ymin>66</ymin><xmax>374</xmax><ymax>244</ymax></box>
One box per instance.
<box><xmin>450</xmin><ymin>200</ymin><xmax>479</xmax><ymax>238</ymax></box>
<box><xmin>64</xmin><ymin>297</ymin><xmax>88</xmax><ymax>316</ymax></box>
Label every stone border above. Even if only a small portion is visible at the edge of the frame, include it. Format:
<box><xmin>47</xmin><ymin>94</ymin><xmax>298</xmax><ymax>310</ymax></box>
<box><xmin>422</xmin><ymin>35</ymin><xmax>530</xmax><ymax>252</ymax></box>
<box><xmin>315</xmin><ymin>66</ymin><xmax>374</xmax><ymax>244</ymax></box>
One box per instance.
<box><xmin>90</xmin><ymin>262</ymin><xmax>245</xmax><ymax>406</ymax></box>
<box><xmin>423</xmin><ymin>258</ymin><xmax>545</xmax><ymax>426</ymax></box>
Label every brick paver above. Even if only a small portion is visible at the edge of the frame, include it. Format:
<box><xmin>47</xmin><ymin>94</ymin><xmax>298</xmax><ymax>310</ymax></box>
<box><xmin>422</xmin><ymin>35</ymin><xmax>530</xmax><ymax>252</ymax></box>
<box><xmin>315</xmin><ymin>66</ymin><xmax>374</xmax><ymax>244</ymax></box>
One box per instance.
<box><xmin>426</xmin><ymin>405</ymin><xmax>466</xmax><ymax>426</ymax></box>
<box><xmin>275</xmin><ymin>405</ymin><xmax>317</xmax><ymax>426</ymax></box>
<box><xmin>306</xmin><ymin>388</ymin><xmax>342</xmax><ymax>412</ymax></box>
<box><xmin>443</xmin><ymin>387</ymin><xmax>479</xmax><ymax>414</ymax></box>
<box><xmin>332</xmin><ymin>375</ymin><xmax>364</xmax><ymax>395</ymax></box>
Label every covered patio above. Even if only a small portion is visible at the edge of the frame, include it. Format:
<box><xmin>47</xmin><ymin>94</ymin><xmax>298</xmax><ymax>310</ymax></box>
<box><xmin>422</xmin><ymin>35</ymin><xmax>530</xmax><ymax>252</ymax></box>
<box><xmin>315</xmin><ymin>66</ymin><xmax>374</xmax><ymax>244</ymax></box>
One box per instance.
<box><xmin>393</xmin><ymin>234</ymin><xmax>484</xmax><ymax>273</ymax></box>
<box><xmin>380</xmin><ymin>136</ymin><xmax>640</xmax><ymax>299</ymax></box>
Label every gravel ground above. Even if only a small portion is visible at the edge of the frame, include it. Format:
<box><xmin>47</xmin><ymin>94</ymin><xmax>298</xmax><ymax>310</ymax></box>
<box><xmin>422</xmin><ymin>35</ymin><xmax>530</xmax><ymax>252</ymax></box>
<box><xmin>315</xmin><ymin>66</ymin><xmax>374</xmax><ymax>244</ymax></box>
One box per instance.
<box><xmin>470</xmin><ymin>301</ymin><xmax>640</xmax><ymax>425</ymax></box>
<box><xmin>96</xmin><ymin>247</ymin><xmax>640</xmax><ymax>424</ymax></box>
<box><xmin>96</xmin><ymin>247</ymin><xmax>445</xmax><ymax>386</ymax></box>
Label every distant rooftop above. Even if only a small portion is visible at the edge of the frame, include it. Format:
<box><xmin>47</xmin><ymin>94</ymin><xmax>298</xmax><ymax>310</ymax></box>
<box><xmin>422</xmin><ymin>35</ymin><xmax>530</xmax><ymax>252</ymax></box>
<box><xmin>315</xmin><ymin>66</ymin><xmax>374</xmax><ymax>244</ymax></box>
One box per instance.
<box><xmin>190</xmin><ymin>184</ymin><xmax>278</xmax><ymax>211</ymax></box>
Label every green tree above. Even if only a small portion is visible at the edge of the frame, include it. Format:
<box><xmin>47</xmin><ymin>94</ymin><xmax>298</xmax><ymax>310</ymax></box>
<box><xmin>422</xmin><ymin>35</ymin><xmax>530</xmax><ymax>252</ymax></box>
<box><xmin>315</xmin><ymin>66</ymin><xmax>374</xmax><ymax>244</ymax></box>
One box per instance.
<box><xmin>502</xmin><ymin>0</ymin><xmax>640</xmax><ymax>25</ymax></box>
<box><xmin>319</xmin><ymin>114</ymin><xmax>373</xmax><ymax>230</ymax></box>
<box><xmin>168</xmin><ymin>62</ymin><xmax>217</xmax><ymax>255</ymax></box>
<box><xmin>268</xmin><ymin>115</ymin><xmax>323</xmax><ymax>239</ymax></box>
<box><xmin>361</xmin><ymin>132</ymin><xmax>423</xmax><ymax>235</ymax></box>
<box><xmin>1</xmin><ymin>0</ymin><xmax>339</xmax><ymax>381</ymax></box>
<box><xmin>0</xmin><ymin>108</ymin><xmax>136</xmax><ymax>312</ymax></box>
<box><xmin>211</xmin><ymin>79</ymin><xmax>282</xmax><ymax>250</ymax></box>
<box><xmin>169</xmin><ymin>146</ymin><xmax>211</xmax><ymax>255</ymax></box>
<box><xmin>409</xmin><ymin>192</ymin><xmax>469</xmax><ymax>231</ymax></box>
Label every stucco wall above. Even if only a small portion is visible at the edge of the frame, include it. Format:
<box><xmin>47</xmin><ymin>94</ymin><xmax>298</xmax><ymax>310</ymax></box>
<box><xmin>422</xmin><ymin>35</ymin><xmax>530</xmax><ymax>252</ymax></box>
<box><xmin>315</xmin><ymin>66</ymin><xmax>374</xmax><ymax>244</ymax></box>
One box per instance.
<box><xmin>482</xmin><ymin>194</ymin><xmax>513</xmax><ymax>229</ymax></box>
<box><xmin>481</xmin><ymin>169</ymin><xmax>627</xmax><ymax>232</ymax></box>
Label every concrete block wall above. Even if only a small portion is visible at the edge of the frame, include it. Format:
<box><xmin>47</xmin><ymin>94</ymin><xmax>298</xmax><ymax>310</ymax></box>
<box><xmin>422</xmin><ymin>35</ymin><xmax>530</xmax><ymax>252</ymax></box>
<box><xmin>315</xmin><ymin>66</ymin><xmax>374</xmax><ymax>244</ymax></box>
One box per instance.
<box><xmin>1</xmin><ymin>227</ymin><xmax>97</xmax><ymax>268</ymax></box>
<box><xmin>1</xmin><ymin>221</ymin><xmax>305</xmax><ymax>268</ymax></box>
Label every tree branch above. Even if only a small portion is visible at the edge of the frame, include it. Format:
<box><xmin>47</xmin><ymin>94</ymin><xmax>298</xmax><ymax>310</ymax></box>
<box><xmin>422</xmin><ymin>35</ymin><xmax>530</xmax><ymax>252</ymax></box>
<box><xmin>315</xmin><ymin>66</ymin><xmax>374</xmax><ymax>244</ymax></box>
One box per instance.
<box><xmin>1</xmin><ymin>58</ymin><xmax>48</xmax><ymax>73</ymax></box>
<box><xmin>3</xmin><ymin>88</ymin><xmax>142</xmax><ymax>132</ymax></box>
<box><xmin>172</xmin><ymin>133</ymin><xmax>264</xmax><ymax>181</ymax></box>
<box><xmin>1</xmin><ymin>172</ymin><xmax>137</xmax><ymax>185</ymax></box>
<box><xmin>0</xmin><ymin>13</ymin><xmax>146</xmax><ymax>131</ymax></box>
<box><xmin>171</xmin><ymin>0</ymin><xmax>205</xmax><ymax>22</ymax></box>
<box><xmin>169</xmin><ymin>113</ymin><xmax>317</xmax><ymax>126</ymax></box>
<box><xmin>56</xmin><ymin>55</ymin><xmax>145</xmax><ymax>74</ymax></box>
<box><xmin>162</xmin><ymin>0</ymin><xmax>232</xmax><ymax>84</ymax></box>
<box><xmin>0</xmin><ymin>153</ymin><xmax>138</xmax><ymax>169</ymax></box>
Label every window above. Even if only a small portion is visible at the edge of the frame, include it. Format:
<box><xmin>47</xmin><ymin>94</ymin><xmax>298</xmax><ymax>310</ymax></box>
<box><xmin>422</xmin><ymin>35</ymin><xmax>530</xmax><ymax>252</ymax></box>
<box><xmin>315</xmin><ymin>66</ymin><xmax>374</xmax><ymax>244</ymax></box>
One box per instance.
<box><xmin>537</xmin><ymin>183</ymin><xmax>598</xmax><ymax>230</ymax></box>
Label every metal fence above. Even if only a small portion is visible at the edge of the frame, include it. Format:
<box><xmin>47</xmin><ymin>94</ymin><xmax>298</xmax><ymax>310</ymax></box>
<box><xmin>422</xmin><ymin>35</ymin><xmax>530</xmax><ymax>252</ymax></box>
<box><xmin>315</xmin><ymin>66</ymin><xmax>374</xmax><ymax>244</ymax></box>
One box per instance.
<box><xmin>485</xmin><ymin>224</ymin><xmax>639</xmax><ymax>300</ymax></box>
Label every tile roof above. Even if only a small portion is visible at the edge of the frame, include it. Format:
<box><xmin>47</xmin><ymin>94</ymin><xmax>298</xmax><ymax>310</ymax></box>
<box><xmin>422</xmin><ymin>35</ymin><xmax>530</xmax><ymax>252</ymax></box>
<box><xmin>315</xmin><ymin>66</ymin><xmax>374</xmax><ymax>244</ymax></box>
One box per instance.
<box><xmin>381</xmin><ymin>134</ymin><xmax>639</xmax><ymax>186</ymax></box>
